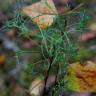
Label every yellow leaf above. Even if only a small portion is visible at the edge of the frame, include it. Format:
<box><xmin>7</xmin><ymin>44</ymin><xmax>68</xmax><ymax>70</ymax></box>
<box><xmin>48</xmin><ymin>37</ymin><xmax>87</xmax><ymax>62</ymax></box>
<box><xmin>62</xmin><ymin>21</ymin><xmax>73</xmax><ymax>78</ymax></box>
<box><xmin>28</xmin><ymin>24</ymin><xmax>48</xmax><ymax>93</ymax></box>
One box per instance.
<box><xmin>68</xmin><ymin>61</ymin><xmax>96</xmax><ymax>92</ymax></box>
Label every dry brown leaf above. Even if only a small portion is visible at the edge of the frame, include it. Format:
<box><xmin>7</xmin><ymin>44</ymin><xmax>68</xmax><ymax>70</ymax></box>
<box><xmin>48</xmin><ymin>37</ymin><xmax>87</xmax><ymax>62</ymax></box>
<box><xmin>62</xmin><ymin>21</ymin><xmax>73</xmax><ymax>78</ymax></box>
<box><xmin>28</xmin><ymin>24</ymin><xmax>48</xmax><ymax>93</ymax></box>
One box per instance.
<box><xmin>22</xmin><ymin>0</ymin><xmax>57</xmax><ymax>29</ymax></box>
<box><xmin>69</xmin><ymin>61</ymin><xmax>96</xmax><ymax>92</ymax></box>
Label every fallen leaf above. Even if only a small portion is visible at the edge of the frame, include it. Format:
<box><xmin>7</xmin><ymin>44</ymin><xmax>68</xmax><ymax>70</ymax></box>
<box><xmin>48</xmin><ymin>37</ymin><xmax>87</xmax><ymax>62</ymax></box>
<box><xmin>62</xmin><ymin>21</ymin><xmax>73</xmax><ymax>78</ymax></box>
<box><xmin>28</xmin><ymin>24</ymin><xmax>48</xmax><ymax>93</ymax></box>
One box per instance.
<box><xmin>68</xmin><ymin>61</ymin><xmax>96</xmax><ymax>92</ymax></box>
<box><xmin>29</xmin><ymin>78</ymin><xmax>44</xmax><ymax>96</ymax></box>
<box><xmin>29</xmin><ymin>74</ymin><xmax>56</xmax><ymax>96</ymax></box>
<box><xmin>22</xmin><ymin>0</ymin><xmax>57</xmax><ymax>29</ymax></box>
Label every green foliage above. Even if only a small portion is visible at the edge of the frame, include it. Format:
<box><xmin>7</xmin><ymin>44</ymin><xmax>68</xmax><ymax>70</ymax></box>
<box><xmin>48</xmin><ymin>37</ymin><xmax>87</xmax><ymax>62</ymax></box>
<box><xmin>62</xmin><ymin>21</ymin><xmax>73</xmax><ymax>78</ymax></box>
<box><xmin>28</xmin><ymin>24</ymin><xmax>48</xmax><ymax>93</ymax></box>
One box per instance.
<box><xmin>4</xmin><ymin>1</ymin><xmax>90</xmax><ymax>95</ymax></box>
<box><xmin>6</xmin><ymin>11</ymin><xmax>34</xmax><ymax>38</ymax></box>
<box><xmin>73</xmin><ymin>47</ymin><xmax>91</xmax><ymax>61</ymax></box>
<box><xmin>76</xmin><ymin>11</ymin><xmax>89</xmax><ymax>30</ymax></box>
<box><xmin>36</xmin><ymin>13</ymin><xmax>85</xmax><ymax>95</ymax></box>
